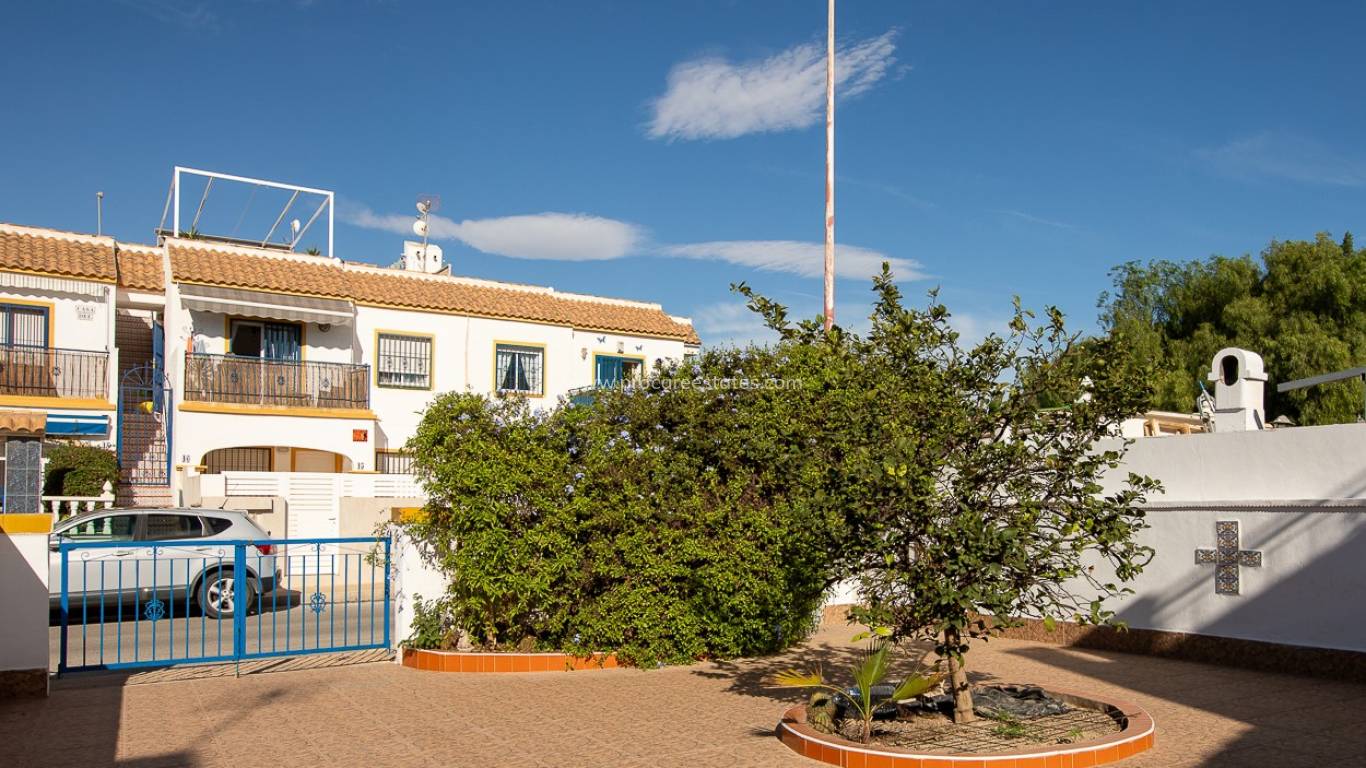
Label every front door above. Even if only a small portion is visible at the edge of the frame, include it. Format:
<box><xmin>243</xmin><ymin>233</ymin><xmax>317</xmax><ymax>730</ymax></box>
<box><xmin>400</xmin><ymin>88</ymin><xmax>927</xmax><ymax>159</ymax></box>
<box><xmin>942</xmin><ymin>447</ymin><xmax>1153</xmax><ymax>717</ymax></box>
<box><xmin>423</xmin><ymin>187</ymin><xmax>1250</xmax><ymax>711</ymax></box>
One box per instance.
<box><xmin>229</xmin><ymin>321</ymin><xmax>263</xmax><ymax>358</ymax></box>
<box><xmin>595</xmin><ymin>356</ymin><xmax>643</xmax><ymax>388</ymax></box>
<box><xmin>292</xmin><ymin>449</ymin><xmax>337</xmax><ymax>473</ymax></box>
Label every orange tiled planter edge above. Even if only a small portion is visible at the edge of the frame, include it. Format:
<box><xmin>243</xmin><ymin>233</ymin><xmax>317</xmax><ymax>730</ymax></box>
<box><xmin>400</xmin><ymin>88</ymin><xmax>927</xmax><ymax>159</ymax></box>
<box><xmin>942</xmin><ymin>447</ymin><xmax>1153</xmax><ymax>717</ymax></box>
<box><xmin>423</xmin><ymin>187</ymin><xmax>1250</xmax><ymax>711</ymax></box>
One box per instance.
<box><xmin>400</xmin><ymin>647</ymin><xmax>620</xmax><ymax>673</ymax></box>
<box><xmin>777</xmin><ymin>687</ymin><xmax>1154</xmax><ymax>768</ymax></box>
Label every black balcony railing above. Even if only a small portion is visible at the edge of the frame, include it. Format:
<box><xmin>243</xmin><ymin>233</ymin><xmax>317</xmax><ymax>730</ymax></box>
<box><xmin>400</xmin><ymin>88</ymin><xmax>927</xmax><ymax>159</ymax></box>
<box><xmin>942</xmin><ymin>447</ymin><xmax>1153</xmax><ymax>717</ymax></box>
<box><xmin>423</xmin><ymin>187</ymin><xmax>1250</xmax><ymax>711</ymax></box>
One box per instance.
<box><xmin>0</xmin><ymin>346</ymin><xmax>109</xmax><ymax>400</ymax></box>
<box><xmin>183</xmin><ymin>353</ymin><xmax>370</xmax><ymax>410</ymax></box>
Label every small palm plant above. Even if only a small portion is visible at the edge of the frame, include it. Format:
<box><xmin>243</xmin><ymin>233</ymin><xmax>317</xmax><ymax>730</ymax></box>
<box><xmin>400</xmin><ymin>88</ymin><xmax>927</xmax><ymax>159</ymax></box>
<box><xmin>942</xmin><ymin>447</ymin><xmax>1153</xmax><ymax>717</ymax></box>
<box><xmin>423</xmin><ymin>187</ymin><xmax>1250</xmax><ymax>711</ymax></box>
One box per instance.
<box><xmin>769</xmin><ymin>628</ymin><xmax>945</xmax><ymax>745</ymax></box>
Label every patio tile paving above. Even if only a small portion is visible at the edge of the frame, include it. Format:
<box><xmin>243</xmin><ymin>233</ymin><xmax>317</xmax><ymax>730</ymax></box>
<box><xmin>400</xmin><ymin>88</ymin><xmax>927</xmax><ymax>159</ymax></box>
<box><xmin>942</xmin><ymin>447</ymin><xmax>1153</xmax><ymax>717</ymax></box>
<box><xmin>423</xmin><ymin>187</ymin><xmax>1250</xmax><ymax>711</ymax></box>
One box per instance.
<box><xmin>2</xmin><ymin>625</ymin><xmax>1362</xmax><ymax>767</ymax></box>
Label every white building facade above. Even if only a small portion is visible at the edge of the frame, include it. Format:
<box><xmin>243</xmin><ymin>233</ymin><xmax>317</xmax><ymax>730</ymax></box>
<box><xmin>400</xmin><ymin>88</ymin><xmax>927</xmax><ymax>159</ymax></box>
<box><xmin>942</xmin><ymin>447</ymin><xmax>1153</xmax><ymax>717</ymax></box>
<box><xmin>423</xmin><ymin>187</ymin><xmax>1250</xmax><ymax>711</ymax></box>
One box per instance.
<box><xmin>0</xmin><ymin>222</ymin><xmax>699</xmax><ymax>528</ymax></box>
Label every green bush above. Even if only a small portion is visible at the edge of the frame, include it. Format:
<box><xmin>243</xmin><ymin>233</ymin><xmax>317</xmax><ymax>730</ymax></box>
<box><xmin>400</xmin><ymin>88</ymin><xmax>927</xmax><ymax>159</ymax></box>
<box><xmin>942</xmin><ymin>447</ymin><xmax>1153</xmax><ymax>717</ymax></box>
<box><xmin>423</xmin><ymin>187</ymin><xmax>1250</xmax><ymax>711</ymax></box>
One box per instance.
<box><xmin>402</xmin><ymin>595</ymin><xmax>461</xmax><ymax>650</ymax></box>
<box><xmin>403</xmin><ymin>268</ymin><xmax>1155</xmax><ymax>683</ymax></box>
<box><xmin>404</xmin><ymin>342</ymin><xmax>856</xmax><ymax>665</ymax></box>
<box><xmin>42</xmin><ymin>442</ymin><xmax>117</xmax><ymax>497</ymax></box>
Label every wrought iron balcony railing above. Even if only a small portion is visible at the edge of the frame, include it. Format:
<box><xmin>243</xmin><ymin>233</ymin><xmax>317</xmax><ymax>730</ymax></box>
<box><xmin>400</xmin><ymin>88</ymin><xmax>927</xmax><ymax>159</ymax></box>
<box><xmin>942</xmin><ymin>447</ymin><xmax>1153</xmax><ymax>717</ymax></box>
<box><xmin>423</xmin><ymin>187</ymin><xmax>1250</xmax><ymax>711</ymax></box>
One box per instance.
<box><xmin>183</xmin><ymin>353</ymin><xmax>370</xmax><ymax>410</ymax></box>
<box><xmin>0</xmin><ymin>346</ymin><xmax>110</xmax><ymax>400</ymax></box>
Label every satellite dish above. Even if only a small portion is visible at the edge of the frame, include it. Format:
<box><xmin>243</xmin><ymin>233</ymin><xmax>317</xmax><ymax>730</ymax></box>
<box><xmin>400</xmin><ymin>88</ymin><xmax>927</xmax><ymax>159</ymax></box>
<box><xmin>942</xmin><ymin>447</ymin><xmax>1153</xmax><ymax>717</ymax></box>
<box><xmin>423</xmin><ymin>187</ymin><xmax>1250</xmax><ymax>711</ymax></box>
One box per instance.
<box><xmin>412</xmin><ymin>219</ymin><xmax>429</xmax><ymax>237</ymax></box>
<box><xmin>415</xmin><ymin>194</ymin><xmax>441</xmax><ymax>215</ymax></box>
<box><xmin>290</xmin><ymin>219</ymin><xmax>301</xmax><ymax>235</ymax></box>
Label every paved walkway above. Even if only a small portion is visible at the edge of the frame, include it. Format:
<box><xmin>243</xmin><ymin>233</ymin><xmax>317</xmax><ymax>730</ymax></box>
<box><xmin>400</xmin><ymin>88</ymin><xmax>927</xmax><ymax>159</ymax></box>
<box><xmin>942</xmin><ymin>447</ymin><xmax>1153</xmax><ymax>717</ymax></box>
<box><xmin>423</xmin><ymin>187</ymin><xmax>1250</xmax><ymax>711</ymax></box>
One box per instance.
<box><xmin>3</xmin><ymin>625</ymin><xmax>1364</xmax><ymax>767</ymax></box>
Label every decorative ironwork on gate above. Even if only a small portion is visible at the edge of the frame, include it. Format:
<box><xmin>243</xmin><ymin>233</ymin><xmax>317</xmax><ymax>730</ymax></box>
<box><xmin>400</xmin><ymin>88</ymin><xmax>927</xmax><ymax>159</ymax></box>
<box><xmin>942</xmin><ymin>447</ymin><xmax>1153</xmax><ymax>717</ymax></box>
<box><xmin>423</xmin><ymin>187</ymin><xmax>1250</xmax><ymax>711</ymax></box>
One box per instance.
<box><xmin>116</xmin><ymin>364</ymin><xmax>172</xmax><ymax>486</ymax></box>
<box><xmin>58</xmin><ymin>536</ymin><xmax>391</xmax><ymax>673</ymax></box>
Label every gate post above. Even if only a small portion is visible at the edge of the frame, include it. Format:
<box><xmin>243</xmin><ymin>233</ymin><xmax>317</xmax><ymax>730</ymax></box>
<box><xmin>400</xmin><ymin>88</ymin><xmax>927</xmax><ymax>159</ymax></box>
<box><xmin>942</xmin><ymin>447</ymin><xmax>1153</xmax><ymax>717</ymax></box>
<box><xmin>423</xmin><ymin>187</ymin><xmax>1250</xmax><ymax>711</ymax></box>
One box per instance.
<box><xmin>57</xmin><ymin>543</ymin><xmax>69</xmax><ymax>677</ymax></box>
<box><xmin>382</xmin><ymin>536</ymin><xmax>392</xmax><ymax>650</ymax></box>
<box><xmin>233</xmin><ymin>543</ymin><xmax>247</xmax><ymax>663</ymax></box>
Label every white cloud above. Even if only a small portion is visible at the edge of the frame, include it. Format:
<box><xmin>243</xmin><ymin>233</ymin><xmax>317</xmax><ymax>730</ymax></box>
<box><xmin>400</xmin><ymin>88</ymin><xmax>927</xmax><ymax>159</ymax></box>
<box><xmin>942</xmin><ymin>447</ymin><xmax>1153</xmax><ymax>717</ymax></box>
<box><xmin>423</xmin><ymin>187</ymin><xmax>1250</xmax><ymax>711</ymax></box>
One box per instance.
<box><xmin>345</xmin><ymin>206</ymin><xmax>923</xmax><ymax>283</ymax></box>
<box><xmin>116</xmin><ymin>0</ymin><xmax>219</xmax><ymax>29</ymax></box>
<box><xmin>691</xmin><ymin>302</ymin><xmax>780</xmax><ymax>347</ymax></box>
<box><xmin>1196</xmin><ymin>131</ymin><xmax>1366</xmax><ymax>187</ymax></box>
<box><xmin>663</xmin><ymin>240</ymin><xmax>923</xmax><ymax>281</ymax></box>
<box><xmin>648</xmin><ymin>30</ymin><xmax>899</xmax><ymax>141</ymax></box>
<box><xmin>999</xmin><ymin>210</ymin><xmax>1076</xmax><ymax>230</ymax></box>
<box><xmin>946</xmin><ymin>311</ymin><xmax>1008</xmax><ymax>347</ymax></box>
<box><xmin>344</xmin><ymin>205</ymin><xmax>645</xmax><ymax>261</ymax></box>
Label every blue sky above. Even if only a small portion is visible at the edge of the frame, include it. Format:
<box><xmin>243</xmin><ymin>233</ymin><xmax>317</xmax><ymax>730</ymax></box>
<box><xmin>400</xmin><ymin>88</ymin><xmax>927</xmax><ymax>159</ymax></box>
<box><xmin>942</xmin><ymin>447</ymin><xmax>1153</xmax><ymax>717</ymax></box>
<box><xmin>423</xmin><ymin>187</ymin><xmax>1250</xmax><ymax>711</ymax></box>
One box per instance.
<box><xmin>3</xmin><ymin>1</ymin><xmax>1365</xmax><ymax>346</ymax></box>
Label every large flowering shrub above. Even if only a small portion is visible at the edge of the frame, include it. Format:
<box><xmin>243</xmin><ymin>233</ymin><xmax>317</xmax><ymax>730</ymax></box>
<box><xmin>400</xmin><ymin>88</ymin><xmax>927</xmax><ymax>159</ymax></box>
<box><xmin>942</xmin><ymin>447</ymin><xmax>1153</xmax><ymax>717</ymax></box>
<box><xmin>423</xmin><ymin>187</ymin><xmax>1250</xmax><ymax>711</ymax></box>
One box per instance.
<box><xmin>404</xmin><ymin>343</ymin><xmax>856</xmax><ymax>665</ymax></box>
<box><xmin>406</xmin><ymin>268</ymin><xmax>1156</xmax><ymax>682</ymax></box>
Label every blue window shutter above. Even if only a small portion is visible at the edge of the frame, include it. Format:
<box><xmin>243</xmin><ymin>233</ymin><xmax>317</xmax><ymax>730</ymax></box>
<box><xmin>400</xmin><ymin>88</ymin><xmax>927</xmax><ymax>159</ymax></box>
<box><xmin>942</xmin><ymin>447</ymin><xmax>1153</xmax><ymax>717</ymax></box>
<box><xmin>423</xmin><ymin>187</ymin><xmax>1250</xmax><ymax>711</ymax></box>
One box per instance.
<box><xmin>595</xmin><ymin>356</ymin><xmax>622</xmax><ymax>387</ymax></box>
<box><xmin>263</xmin><ymin>324</ymin><xmax>302</xmax><ymax>361</ymax></box>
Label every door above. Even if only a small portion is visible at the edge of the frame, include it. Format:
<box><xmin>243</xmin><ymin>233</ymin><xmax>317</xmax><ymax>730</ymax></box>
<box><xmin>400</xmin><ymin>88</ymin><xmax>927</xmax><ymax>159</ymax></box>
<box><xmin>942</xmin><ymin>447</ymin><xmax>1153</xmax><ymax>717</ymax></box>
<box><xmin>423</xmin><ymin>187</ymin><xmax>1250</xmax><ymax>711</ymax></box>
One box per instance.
<box><xmin>595</xmin><ymin>356</ymin><xmax>622</xmax><ymax>388</ymax></box>
<box><xmin>292</xmin><ymin>449</ymin><xmax>338</xmax><ymax>473</ymax></box>
<box><xmin>51</xmin><ymin>513</ymin><xmax>141</xmax><ymax>604</ymax></box>
<box><xmin>141</xmin><ymin>512</ymin><xmax>213</xmax><ymax>605</ymax></box>
<box><xmin>595</xmin><ymin>356</ymin><xmax>643</xmax><ymax>388</ymax></box>
<box><xmin>228</xmin><ymin>321</ymin><xmax>263</xmax><ymax>357</ymax></box>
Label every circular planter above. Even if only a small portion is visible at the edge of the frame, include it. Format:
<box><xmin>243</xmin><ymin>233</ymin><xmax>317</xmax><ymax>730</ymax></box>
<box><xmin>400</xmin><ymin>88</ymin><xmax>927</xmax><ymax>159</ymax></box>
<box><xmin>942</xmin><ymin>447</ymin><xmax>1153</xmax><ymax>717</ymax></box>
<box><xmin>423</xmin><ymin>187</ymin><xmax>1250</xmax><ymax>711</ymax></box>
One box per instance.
<box><xmin>401</xmin><ymin>647</ymin><xmax>620</xmax><ymax>673</ymax></box>
<box><xmin>776</xmin><ymin>687</ymin><xmax>1154</xmax><ymax>768</ymax></box>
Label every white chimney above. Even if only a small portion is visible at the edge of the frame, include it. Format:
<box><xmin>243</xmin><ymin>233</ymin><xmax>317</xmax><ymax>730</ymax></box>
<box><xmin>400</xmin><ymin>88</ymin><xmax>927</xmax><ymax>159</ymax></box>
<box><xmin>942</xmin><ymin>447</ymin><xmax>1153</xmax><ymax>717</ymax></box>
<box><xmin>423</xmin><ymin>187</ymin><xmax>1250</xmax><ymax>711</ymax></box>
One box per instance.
<box><xmin>399</xmin><ymin>240</ymin><xmax>444</xmax><ymax>274</ymax></box>
<box><xmin>1207</xmin><ymin>347</ymin><xmax>1267</xmax><ymax>432</ymax></box>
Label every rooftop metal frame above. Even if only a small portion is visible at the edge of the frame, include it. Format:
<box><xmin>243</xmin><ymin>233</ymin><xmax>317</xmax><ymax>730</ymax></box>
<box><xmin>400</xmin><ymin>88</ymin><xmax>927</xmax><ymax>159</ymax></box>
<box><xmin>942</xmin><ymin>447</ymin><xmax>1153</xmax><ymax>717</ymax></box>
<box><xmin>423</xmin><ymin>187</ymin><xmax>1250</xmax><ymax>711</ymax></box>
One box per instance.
<box><xmin>158</xmin><ymin>166</ymin><xmax>334</xmax><ymax>257</ymax></box>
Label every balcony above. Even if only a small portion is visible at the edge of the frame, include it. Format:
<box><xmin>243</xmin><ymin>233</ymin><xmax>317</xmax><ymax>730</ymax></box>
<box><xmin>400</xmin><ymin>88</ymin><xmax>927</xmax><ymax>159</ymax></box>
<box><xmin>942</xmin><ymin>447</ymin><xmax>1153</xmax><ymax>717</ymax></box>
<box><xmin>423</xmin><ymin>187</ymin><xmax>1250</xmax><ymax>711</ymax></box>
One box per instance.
<box><xmin>183</xmin><ymin>353</ymin><xmax>370</xmax><ymax>411</ymax></box>
<box><xmin>0</xmin><ymin>346</ymin><xmax>110</xmax><ymax>400</ymax></box>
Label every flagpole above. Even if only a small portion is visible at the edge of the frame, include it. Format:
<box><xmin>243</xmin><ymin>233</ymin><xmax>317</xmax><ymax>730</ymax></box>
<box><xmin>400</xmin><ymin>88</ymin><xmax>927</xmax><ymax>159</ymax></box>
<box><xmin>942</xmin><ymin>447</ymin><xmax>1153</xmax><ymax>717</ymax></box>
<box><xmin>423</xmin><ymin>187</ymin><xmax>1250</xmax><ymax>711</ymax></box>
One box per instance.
<box><xmin>823</xmin><ymin>0</ymin><xmax>836</xmax><ymax>331</ymax></box>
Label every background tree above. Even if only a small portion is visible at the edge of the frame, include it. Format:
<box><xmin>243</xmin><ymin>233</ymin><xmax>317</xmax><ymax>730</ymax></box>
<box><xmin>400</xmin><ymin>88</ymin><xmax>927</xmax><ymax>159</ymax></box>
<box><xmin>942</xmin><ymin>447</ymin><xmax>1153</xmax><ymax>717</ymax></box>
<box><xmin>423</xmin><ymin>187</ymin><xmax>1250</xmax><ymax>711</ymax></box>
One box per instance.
<box><xmin>1100</xmin><ymin>232</ymin><xmax>1366</xmax><ymax>425</ymax></box>
<box><xmin>743</xmin><ymin>267</ymin><xmax>1158</xmax><ymax>723</ymax></box>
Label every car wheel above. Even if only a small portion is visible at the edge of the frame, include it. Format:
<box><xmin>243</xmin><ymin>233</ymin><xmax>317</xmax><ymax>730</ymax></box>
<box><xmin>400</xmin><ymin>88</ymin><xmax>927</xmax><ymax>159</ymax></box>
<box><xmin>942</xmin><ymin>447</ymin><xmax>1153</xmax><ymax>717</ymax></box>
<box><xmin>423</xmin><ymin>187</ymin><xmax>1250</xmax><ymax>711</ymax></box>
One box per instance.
<box><xmin>199</xmin><ymin>569</ymin><xmax>255</xmax><ymax>619</ymax></box>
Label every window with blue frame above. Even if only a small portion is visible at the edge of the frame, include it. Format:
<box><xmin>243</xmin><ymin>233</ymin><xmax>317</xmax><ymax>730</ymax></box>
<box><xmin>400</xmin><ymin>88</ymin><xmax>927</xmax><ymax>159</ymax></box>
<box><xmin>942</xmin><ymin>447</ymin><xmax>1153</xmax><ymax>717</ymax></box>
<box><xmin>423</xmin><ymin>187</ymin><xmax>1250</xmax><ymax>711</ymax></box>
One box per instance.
<box><xmin>594</xmin><ymin>355</ymin><xmax>643</xmax><ymax>388</ymax></box>
<box><xmin>0</xmin><ymin>303</ymin><xmax>49</xmax><ymax>348</ymax></box>
<box><xmin>495</xmin><ymin>344</ymin><xmax>544</xmax><ymax>395</ymax></box>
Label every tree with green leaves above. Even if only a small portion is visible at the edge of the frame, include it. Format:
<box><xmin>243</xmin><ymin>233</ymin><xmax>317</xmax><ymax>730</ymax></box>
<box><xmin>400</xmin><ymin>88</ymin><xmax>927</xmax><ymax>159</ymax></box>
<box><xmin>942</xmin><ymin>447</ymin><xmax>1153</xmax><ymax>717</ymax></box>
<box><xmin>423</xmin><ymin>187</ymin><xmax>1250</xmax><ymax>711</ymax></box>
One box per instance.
<box><xmin>1100</xmin><ymin>232</ymin><xmax>1366</xmax><ymax>425</ymax></box>
<box><xmin>741</xmin><ymin>266</ymin><xmax>1159</xmax><ymax>723</ymax></box>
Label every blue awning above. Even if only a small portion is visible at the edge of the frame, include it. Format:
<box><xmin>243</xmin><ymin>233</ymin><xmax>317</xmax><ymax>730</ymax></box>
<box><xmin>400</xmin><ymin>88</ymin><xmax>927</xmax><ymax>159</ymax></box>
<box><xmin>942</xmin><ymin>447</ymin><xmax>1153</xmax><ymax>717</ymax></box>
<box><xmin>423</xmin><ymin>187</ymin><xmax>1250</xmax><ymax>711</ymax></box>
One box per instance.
<box><xmin>45</xmin><ymin>413</ymin><xmax>110</xmax><ymax>436</ymax></box>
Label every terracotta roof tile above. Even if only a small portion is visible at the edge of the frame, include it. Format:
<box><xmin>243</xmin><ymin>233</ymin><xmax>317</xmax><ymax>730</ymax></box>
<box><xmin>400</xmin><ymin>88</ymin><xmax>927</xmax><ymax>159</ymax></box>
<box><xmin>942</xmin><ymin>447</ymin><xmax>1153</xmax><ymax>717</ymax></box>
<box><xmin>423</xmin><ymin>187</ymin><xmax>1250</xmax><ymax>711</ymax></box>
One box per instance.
<box><xmin>169</xmin><ymin>240</ymin><xmax>700</xmax><ymax>343</ymax></box>
<box><xmin>0</xmin><ymin>224</ymin><xmax>116</xmax><ymax>282</ymax></box>
<box><xmin>169</xmin><ymin>242</ymin><xmax>351</xmax><ymax>299</ymax></box>
<box><xmin>115</xmin><ymin>246</ymin><xmax>165</xmax><ymax>291</ymax></box>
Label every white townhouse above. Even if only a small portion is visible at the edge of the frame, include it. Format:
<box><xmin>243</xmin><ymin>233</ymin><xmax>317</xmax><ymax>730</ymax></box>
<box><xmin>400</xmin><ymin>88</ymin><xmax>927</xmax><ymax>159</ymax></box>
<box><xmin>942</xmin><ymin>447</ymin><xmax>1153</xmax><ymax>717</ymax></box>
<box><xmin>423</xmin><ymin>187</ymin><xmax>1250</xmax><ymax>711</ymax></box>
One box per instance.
<box><xmin>0</xmin><ymin>215</ymin><xmax>699</xmax><ymax>534</ymax></box>
<box><xmin>0</xmin><ymin>226</ymin><xmax>127</xmax><ymax>513</ymax></box>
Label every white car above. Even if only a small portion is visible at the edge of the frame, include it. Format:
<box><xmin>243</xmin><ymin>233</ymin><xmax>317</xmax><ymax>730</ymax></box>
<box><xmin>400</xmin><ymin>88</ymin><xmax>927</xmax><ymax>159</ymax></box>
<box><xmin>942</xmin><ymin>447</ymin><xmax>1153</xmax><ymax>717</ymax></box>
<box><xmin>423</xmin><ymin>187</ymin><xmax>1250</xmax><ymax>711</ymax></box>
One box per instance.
<box><xmin>50</xmin><ymin>508</ymin><xmax>281</xmax><ymax>619</ymax></box>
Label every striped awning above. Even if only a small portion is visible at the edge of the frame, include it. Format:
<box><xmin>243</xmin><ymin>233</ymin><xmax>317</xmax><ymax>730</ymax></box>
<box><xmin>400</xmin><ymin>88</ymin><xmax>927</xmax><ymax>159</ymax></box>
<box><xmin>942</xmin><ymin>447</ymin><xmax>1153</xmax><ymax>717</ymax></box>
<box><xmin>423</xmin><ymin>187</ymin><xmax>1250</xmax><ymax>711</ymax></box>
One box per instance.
<box><xmin>0</xmin><ymin>410</ymin><xmax>46</xmax><ymax>435</ymax></box>
<box><xmin>179</xmin><ymin>284</ymin><xmax>355</xmax><ymax>326</ymax></box>
<box><xmin>0</xmin><ymin>270</ymin><xmax>110</xmax><ymax>298</ymax></box>
<box><xmin>45</xmin><ymin>413</ymin><xmax>110</xmax><ymax>436</ymax></box>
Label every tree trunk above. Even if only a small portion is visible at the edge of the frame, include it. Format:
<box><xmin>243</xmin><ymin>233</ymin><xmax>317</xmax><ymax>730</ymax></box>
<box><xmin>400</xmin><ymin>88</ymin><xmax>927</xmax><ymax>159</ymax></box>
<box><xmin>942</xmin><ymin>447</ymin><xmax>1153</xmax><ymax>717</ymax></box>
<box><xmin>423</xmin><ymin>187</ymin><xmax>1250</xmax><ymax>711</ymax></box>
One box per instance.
<box><xmin>945</xmin><ymin>628</ymin><xmax>976</xmax><ymax>724</ymax></box>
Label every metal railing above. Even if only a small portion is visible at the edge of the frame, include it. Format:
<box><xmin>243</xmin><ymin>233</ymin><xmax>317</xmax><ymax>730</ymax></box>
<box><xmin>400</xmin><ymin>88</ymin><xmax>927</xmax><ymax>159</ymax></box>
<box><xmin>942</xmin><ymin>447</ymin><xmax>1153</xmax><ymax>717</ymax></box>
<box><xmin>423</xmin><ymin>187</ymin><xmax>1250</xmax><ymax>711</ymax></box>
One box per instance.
<box><xmin>183</xmin><ymin>353</ymin><xmax>370</xmax><ymax>410</ymax></box>
<box><xmin>0</xmin><ymin>346</ymin><xmax>109</xmax><ymax>399</ymax></box>
<box><xmin>57</xmin><ymin>536</ymin><xmax>391</xmax><ymax>673</ymax></box>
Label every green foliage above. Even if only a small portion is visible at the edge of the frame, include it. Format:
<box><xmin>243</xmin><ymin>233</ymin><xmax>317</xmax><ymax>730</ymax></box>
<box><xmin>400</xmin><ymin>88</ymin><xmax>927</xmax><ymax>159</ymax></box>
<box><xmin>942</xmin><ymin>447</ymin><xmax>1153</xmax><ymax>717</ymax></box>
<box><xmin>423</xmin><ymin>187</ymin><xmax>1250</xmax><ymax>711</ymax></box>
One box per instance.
<box><xmin>404</xmin><ymin>344</ymin><xmax>852</xmax><ymax>664</ymax></box>
<box><xmin>743</xmin><ymin>266</ymin><xmax>1157</xmax><ymax>717</ymax></box>
<box><xmin>770</xmin><ymin>633</ymin><xmax>944</xmax><ymax>744</ymax></box>
<box><xmin>402</xmin><ymin>594</ymin><xmax>461</xmax><ymax>650</ymax></box>
<box><xmin>405</xmin><ymin>265</ymin><xmax>1155</xmax><ymax>688</ymax></box>
<box><xmin>1099</xmin><ymin>232</ymin><xmax>1366</xmax><ymax>424</ymax></box>
<box><xmin>42</xmin><ymin>442</ymin><xmax>116</xmax><ymax>497</ymax></box>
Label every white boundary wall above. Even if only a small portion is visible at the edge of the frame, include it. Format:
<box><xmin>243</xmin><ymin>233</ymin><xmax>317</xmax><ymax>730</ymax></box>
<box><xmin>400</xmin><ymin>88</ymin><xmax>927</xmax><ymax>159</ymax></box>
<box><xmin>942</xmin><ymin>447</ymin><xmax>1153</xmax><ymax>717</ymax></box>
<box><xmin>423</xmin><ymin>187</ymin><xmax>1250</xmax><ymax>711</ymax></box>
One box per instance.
<box><xmin>1085</xmin><ymin>423</ymin><xmax>1366</xmax><ymax>652</ymax></box>
<box><xmin>390</xmin><ymin>528</ymin><xmax>449</xmax><ymax>652</ymax></box>
<box><xmin>0</xmin><ymin>528</ymin><xmax>50</xmax><ymax>692</ymax></box>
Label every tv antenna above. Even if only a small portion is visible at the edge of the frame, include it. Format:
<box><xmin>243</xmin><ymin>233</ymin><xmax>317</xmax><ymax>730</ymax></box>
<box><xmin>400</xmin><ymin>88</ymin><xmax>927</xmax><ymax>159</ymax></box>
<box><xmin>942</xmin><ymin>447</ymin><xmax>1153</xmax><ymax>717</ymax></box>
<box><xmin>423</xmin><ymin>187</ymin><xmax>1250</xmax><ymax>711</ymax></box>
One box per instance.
<box><xmin>413</xmin><ymin>194</ymin><xmax>441</xmax><ymax>252</ymax></box>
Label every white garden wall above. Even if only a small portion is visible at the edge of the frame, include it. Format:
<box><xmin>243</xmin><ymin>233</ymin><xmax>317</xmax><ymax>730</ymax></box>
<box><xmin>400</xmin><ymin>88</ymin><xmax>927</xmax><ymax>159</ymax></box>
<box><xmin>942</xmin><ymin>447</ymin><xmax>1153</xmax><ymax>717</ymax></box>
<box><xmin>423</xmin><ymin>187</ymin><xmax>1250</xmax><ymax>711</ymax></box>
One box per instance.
<box><xmin>1080</xmin><ymin>424</ymin><xmax>1366</xmax><ymax>652</ymax></box>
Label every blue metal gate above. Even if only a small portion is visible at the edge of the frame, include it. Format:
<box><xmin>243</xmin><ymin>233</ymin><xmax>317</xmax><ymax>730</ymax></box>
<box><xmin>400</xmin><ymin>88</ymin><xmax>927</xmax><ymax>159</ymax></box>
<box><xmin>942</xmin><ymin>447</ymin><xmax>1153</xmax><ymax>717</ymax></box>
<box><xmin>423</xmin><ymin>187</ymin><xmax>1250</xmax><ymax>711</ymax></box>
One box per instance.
<box><xmin>116</xmin><ymin>363</ymin><xmax>172</xmax><ymax>486</ymax></box>
<box><xmin>58</xmin><ymin>536</ymin><xmax>390</xmax><ymax>673</ymax></box>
